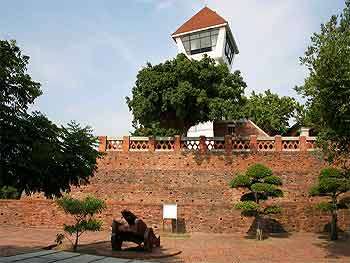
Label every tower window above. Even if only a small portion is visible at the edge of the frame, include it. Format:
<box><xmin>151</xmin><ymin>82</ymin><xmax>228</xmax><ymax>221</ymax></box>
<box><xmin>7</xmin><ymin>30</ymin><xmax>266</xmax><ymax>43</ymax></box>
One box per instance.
<box><xmin>225</xmin><ymin>33</ymin><xmax>234</xmax><ymax>64</ymax></box>
<box><xmin>181</xmin><ymin>28</ymin><xmax>219</xmax><ymax>55</ymax></box>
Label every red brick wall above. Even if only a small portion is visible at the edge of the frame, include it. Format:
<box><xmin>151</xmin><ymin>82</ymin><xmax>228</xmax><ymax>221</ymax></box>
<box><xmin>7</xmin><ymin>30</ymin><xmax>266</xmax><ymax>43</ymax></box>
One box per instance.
<box><xmin>214</xmin><ymin>121</ymin><xmax>267</xmax><ymax>137</ymax></box>
<box><xmin>1</xmin><ymin>151</ymin><xmax>350</xmax><ymax>233</ymax></box>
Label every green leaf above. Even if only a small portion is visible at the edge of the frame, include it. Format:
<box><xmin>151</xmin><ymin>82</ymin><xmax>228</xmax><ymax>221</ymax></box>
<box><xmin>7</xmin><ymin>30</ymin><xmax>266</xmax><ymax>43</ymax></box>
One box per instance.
<box><xmin>264</xmin><ymin>205</ymin><xmax>282</xmax><ymax>214</ymax></box>
<box><xmin>264</xmin><ymin>176</ymin><xmax>283</xmax><ymax>186</ymax></box>
<box><xmin>320</xmin><ymin>167</ymin><xmax>342</xmax><ymax>180</ymax></box>
<box><xmin>315</xmin><ymin>202</ymin><xmax>333</xmax><ymax>212</ymax></box>
<box><xmin>309</xmin><ymin>185</ymin><xmax>321</xmax><ymax>196</ymax></box>
<box><xmin>127</xmin><ymin>53</ymin><xmax>247</xmax><ymax>135</ymax></box>
<box><xmin>0</xmin><ymin>186</ymin><xmax>20</xmax><ymax>199</ymax></box>
<box><xmin>230</xmin><ymin>173</ymin><xmax>251</xmax><ymax>188</ymax></box>
<box><xmin>251</xmin><ymin>183</ymin><xmax>278</xmax><ymax>195</ymax></box>
<box><xmin>246</xmin><ymin>164</ymin><xmax>273</xmax><ymax>179</ymax></box>
<box><xmin>56</xmin><ymin>196</ymin><xmax>106</xmax><ymax>216</ymax></box>
<box><xmin>235</xmin><ymin>201</ymin><xmax>260</xmax><ymax>213</ymax></box>
<box><xmin>296</xmin><ymin>3</ymin><xmax>350</xmax><ymax>159</ymax></box>
<box><xmin>243</xmin><ymin>89</ymin><xmax>303</xmax><ymax>135</ymax></box>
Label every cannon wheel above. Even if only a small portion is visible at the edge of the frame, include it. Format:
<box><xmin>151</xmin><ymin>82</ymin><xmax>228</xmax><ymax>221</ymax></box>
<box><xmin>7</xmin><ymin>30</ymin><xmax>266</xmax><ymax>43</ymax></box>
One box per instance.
<box><xmin>144</xmin><ymin>228</ymin><xmax>153</xmax><ymax>252</ymax></box>
<box><xmin>111</xmin><ymin>234</ymin><xmax>123</xmax><ymax>251</ymax></box>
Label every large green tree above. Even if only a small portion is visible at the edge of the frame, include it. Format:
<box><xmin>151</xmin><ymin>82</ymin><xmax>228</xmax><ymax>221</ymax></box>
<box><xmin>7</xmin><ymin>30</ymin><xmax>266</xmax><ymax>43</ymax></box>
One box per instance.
<box><xmin>0</xmin><ymin>40</ymin><xmax>102</xmax><ymax>198</ymax></box>
<box><xmin>296</xmin><ymin>0</ymin><xmax>350</xmax><ymax>161</ymax></box>
<box><xmin>126</xmin><ymin>54</ymin><xmax>247</xmax><ymax>136</ymax></box>
<box><xmin>244</xmin><ymin>90</ymin><xmax>302</xmax><ymax>135</ymax></box>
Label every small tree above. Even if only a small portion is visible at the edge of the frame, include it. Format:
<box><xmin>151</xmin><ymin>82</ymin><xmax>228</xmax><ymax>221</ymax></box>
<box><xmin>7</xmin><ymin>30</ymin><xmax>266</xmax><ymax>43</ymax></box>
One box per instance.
<box><xmin>310</xmin><ymin>167</ymin><xmax>350</xmax><ymax>240</ymax></box>
<box><xmin>56</xmin><ymin>196</ymin><xmax>106</xmax><ymax>251</ymax></box>
<box><xmin>230</xmin><ymin>164</ymin><xmax>283</xmax><ymax>240</ymax></box>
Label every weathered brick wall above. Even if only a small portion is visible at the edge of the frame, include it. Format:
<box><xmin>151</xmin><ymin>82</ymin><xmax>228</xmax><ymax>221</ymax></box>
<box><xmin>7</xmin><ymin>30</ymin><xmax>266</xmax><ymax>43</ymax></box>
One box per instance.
<box><xmin>1</xmin><ymin>151</ymin><xmax>350</xmax><ymax>233</ymax></box>
<box><xmin>214</xmin><ymin>121</ymin><xmax>267</xmax><ymax>137</ymax></box>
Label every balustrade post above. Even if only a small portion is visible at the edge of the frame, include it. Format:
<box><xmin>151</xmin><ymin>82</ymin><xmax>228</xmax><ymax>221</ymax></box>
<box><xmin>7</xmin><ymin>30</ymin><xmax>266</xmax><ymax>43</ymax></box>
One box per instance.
<box><xmin>250</xmin><ymin>135</ymin><xmax>257</xmax><ymax>152</ymax></box>
<box><xmin>98</xmin><ymin>136</ymin><xmax>107</xmax><ymax>152</ymax></box>
<box><xmin>225</xmin><ymin>135</ymin><xmax>232</xmax><ymax>154</ymax></box>
<box><xmin>149</xmin><ymin>136</ymin><xmax>155</xmax><ymax>152</ymax></box>
<box><xmin>122</xmin><ymin>136</ymin><xmax>130</xmax><ymax>152</ymax></box>
<box><xmin>275</xmin><ymin>135</ymin><xmax>282</xmax><ymax>152</ymax></box>
<box><xmin>199</xmin><ymin>136</ymin><xmax>207</xmax><ymax>154</ymax></box>
<box><xmin>299</xmin><ymin>136</ymin><xmax>307</xmax><ymax>152</ymax></box>
<box><xmin>174</xmin><ymin>135</ymin><xmax>181</xmax><ymax>153</ymax></box>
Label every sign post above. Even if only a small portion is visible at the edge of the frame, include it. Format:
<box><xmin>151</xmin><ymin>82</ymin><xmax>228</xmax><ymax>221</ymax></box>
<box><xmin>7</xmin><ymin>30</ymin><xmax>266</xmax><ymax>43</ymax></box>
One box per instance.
<box><xmin>162</xmin><ymin>204</ymin><xmax>178</xmax><ymax>232</ymax></box>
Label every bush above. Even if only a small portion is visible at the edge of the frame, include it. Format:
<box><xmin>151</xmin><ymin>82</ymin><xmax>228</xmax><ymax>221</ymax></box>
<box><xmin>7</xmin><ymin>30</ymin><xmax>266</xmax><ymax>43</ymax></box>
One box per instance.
<box><xmin>56</xmin><ymin>195</ymin><xmax>106</xmax><ymax>251</ymax></box>
<box><xmin>0</xmin><ymin>186</ymin><xmax>20</xmax><ymax>199</ymax></box>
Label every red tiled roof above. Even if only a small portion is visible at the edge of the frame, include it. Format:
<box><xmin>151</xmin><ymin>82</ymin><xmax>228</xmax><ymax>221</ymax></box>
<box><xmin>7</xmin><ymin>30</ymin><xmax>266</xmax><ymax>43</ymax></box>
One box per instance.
<box><xmin>172</xmin><ymin>7</ymin><xmax>227</xmax><ymax>36</ymax></box>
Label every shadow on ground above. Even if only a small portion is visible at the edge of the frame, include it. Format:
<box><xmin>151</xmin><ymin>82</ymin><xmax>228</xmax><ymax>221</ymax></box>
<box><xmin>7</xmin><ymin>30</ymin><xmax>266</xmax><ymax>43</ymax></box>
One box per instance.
<box><xmin>313</xmin><ymin>223</ymin><xmax>350</xmax><ymax>259</ymax></box>
<box><xmin>245</xmin><ymin>217</ymin><xmax>291</xmax><ymax>240</ymax></box>
<box><xmin>0</xmin><ymin>245</ymin><xmax>42</xmax><ymax>257</ymax></box>
<box><xmin>58</xmin><ymin>240</ymin><xmax>182</xmax><ymax>261</ymax></box>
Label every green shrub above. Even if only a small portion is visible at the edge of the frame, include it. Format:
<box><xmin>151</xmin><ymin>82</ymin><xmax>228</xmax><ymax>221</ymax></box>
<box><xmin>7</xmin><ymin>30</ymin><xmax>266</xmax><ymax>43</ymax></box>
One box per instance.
<box><xmin>0</xmin><ymin>186</ymin><xmax>20</xmax><ymax>199</ymax></box>
<box><xmin>56</xmin><ymin>195</ymin><xmax>106</xmax><ymax>251</ymax></box>
<box><xmin>230</xmin><ymin>163</ymin><xmax>283</xmax><ymax>240</ymax></box>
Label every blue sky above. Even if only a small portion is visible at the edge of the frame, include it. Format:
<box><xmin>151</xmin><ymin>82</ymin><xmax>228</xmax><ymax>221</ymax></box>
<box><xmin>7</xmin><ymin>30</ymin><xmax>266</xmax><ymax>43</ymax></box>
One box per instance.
<box><xmin>0</xmin><ymin>0</ymin><xmax>346</xmax><ymax>135</ymax></box>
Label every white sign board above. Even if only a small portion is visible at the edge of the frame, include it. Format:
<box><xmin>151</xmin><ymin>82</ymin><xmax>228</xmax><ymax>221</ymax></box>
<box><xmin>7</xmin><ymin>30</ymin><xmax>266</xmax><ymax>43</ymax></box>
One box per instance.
<box><xmin>163</xmin><ymin>204</ymin><xmax>177</xmax><ymax>219</ymax></box>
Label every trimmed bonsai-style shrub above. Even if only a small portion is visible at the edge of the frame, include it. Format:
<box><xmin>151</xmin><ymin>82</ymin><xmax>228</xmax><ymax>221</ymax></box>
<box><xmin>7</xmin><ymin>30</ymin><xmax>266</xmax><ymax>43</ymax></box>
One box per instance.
<box><xmin>230</xmin><ymin>163</ymin><xmax>283</xmax><ymax>240</ymax></box>
<box><xmin>310</xmin><ymin>167</ymin><xmax>350</xmax><ymax>240</ymax></box>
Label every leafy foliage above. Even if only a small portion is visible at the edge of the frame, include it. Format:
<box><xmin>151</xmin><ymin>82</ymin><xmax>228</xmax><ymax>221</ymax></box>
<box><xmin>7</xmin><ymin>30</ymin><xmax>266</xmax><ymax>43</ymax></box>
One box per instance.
<box><xmin>56</xmin><ymin>196</ymin><xmax>106</xmax><ymax>251</ymax></box>
<box><xmin>310</xmin><ymin>167</ymin><xmax>350</xmax><ymax>196</ymax></box>
<box><xmin>244</xmin><ymin>90</ymin><xmax>303</xmax><ymax>135</ymax></box>
<box><xmin>229</xmin><ymin>173</ymin><xmax>251</xmax><ymax>188</ymax></box>
<box><xmin>230</xmin><ymin>164</ymin><xmax>283</xmax><ymax>240</ymax></box>
<box><xmin>263</xmin><ymin>205</ymin><xmax>282</xmax><ymax>215</ymax></box>
<box><xmin>235</xmin><ymin>201</ymin><xmax>259</xmax><ymax>213</ymax></box>
<box><xmin>264</xmin><ymin>176</ymin><xmax>283</xmax><ymax>185</ymax></box>
<box><xmin>309</xmin><ymin>167</ymin><xmax>350</xmax><ymax>240</ymax></box>
<box><xmin>0</xmin><ymin>186</ymin><xmax>20</xmax><ymax>199</ymax></box>
<box><xmin>0</xmin><ymin>40</ymin><xmax>103</xmax><ymax>198</ymax></box>
<box><xmin>126</xmin><ymin>54</ymin><xmax>247</xmax><ymax>135</ymax></box>
<box><xmin>246</xmin><ymin>163</ymin><xmax>273</xmax><ymax>179</ymax></box>
<box><xmin>315</xmin><ymin>202</ymin><xmax>333</xmax><ymax>212</ymax></box>
<box><xmin>296</xmin><ymin>1</ymin><xmax>350</xmax><ymax>162</ymax></box>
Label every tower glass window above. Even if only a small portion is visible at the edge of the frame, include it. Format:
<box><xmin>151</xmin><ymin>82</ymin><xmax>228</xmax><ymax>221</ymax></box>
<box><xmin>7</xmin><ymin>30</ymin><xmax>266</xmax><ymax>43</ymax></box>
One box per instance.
<box><xmin>181</xmin><ymin>28</ymin><xmax>219</xmax><ymax>55</ymax></box>
<box><xmin>225</xmin><ymin>33</ymin><xmax>234</xmax><ymax>64</ymax></box>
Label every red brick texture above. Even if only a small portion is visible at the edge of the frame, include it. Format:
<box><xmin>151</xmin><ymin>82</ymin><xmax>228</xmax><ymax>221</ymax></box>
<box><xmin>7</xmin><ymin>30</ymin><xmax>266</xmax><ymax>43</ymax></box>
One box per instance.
<box><xmin>1</xmin><ymin>151</ymin><xmax>350</xmax><ymax>234</ymax></box>
<box><xmin>213</xmin><ymin>120</ymin><xmax>268</xmax><ymax>137</ymax></box>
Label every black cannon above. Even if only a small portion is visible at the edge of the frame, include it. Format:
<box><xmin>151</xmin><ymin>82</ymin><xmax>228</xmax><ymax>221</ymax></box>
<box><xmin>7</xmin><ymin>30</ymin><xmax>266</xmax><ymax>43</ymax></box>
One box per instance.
<box><xmin>111</xmin><ymin>210</ymin><xmax>160</xmax><ymax>252</ymax></box>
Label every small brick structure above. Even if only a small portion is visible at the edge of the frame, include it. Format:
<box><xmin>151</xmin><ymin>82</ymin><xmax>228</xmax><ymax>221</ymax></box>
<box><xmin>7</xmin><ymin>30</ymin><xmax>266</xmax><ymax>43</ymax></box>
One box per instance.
<box><xmin>1</xmin><ymin>135</ymin><xmax>350</xmax><ymax>234</ymax></box>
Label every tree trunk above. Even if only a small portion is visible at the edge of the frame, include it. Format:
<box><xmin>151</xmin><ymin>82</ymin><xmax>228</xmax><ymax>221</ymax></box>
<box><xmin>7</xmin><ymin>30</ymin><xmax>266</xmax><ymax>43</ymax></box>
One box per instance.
<box><xmin>256</xmin><ymin>215</ymin><xmax>263</xmax><ymax>241</ymax></box>
<box><xmin>330</xmin><ymin>196</ymin><xmax>338</xmax><ymax>240</ymax></box>
<box><xmin>73</xmin><ymin>232</ymin><xmax>79</xmax><ymax>251</ymax></box>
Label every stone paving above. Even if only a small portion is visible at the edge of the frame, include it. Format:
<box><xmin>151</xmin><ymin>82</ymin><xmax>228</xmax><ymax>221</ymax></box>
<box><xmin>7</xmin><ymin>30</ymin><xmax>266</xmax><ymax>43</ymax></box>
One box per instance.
<box><xmin>0</xmin><ymin>250</ymin><xmax>156</xmax><ymax>263</ymax></box>
<box><xmin>1</xmin><ymin>226</ymin><xmax>350</xmax><ymax>262</ymax></box>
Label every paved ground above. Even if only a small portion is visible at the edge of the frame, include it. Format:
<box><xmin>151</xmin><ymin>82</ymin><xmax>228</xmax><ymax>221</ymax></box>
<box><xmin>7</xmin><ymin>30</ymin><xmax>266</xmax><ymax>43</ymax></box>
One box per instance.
<box><xmin>0</xmin><ymin>250</ymin><xmax>156</xmax><ymax>262</ymax></box>
<box><xmin>0</xmin><ymin>226</ymin><xmax>350</xmax><ymax>262</ymax></box>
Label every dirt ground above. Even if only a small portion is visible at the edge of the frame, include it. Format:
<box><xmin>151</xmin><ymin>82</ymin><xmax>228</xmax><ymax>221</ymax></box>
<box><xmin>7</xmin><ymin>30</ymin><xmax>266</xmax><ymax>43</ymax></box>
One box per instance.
<box><xmin>0</xmin><ymin>226</ymin><xmax>349</xmax><ymax>262</ymax></box>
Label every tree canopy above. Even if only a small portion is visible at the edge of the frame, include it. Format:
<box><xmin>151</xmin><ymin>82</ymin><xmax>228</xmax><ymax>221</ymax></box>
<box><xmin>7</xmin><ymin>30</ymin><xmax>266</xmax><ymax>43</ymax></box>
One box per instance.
<box><xmin>126</xmin><ymin>53</ymin><xmax>247</xmax><ymax>136</ymax></box>
<box><xmin>244</xmin><ymin>90</ymin><xmax>303</xmax><ymax>135</ymax></box>
<box><xmin>296</xmin><ymin>0</ymin><xmax>350</xmax><ymax>161</ymax></box>
<box><xmin>0</xmin><ymin>40</ymin><xmax>102</xmax><ymax>198</ymax></box>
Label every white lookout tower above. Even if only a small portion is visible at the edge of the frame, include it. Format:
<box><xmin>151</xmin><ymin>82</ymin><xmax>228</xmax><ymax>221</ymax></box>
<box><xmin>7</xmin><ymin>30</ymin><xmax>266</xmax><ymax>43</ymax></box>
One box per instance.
<box><xmin>171</xmin><ymin>7</ymin><xmax>239</xmax><ymax>69</ymax></box>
